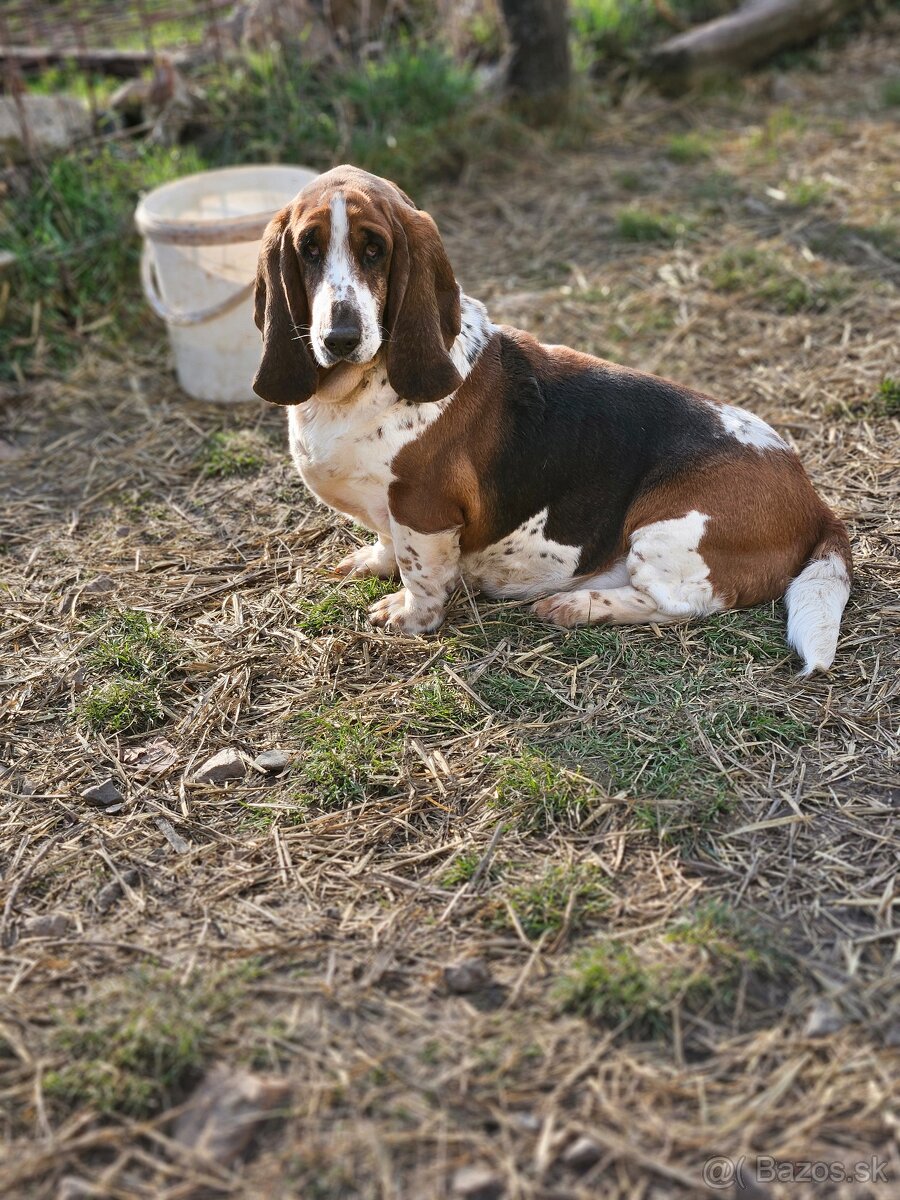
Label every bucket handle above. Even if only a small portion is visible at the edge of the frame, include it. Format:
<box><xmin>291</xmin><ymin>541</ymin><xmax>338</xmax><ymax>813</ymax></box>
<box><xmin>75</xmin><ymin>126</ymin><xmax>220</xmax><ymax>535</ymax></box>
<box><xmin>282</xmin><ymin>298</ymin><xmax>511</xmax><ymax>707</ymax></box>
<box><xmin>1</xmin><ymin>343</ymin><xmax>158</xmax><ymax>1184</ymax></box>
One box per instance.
<box><xmin>141</xmin><ymin>244</ymin><xmax>255</xmax><ymax>328</ymax></box>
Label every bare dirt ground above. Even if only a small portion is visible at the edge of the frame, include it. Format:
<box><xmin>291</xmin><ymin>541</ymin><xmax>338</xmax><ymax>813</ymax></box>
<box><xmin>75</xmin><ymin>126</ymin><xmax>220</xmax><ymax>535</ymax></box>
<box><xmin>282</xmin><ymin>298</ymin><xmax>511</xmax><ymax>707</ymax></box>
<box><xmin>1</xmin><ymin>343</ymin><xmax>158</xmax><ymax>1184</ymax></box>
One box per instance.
<box><xmin>2</xmin><ymin>22</ymin><xmax>899</xmax><ymax>1200</ymax></box>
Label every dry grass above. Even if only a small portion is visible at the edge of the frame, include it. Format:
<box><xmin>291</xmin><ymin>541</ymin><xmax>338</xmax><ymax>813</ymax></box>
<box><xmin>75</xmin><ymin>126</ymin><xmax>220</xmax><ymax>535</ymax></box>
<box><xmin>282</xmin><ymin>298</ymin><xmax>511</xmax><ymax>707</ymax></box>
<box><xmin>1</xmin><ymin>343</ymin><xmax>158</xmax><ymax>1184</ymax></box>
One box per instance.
<box><xmin>2</xmin><ymin>22</ymin><xmax>899</xmax><ymax>1200</ymax></box>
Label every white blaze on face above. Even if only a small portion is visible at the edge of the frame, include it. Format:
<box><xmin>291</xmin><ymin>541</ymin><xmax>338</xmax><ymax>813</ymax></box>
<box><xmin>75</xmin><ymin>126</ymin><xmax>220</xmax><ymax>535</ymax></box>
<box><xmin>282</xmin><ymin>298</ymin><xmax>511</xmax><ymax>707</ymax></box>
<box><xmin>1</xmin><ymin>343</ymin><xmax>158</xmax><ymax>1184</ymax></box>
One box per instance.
<box><xmin>309</xmin><ymin>193</ymin><xmax>384</xmax><ymax>367</ymax></box>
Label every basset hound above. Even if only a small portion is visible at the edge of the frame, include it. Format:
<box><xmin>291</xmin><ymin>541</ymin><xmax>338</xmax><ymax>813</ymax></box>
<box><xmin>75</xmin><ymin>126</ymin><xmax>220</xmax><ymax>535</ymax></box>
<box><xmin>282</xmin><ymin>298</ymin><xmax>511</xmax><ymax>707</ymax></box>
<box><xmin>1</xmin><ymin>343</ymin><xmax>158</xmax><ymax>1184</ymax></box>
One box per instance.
<box><xmin>252</xmin><ymin>165</ymin><xmax>851</xmax><ymax>674</ymax></box>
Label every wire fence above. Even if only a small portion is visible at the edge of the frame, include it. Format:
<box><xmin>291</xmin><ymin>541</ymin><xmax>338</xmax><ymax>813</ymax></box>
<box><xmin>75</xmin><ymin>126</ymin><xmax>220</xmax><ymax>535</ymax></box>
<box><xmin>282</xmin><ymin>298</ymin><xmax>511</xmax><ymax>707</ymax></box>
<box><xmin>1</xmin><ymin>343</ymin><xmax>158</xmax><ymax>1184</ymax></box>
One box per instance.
<box><xmin>0</xmin><ymin>1</ymin><xmax>420</xmax><ymax>163</ymax></box>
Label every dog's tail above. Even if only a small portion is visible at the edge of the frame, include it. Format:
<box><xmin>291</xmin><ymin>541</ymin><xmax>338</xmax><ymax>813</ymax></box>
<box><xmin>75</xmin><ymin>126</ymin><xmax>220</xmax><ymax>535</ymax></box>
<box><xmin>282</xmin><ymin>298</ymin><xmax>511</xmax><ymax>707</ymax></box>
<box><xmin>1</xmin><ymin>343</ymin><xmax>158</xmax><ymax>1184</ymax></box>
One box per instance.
<box><xmin>784</xmin><ymin>516</ymin><xmax>852</xmax><ymax>677</ymax></box>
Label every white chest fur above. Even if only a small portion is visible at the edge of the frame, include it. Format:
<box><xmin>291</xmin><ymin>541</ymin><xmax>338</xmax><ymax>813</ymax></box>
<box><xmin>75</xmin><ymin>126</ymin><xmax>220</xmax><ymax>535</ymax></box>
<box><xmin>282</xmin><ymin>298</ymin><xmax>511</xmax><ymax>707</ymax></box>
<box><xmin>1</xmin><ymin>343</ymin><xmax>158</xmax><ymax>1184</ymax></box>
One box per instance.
<box><xmin>287</xmin><ymin>294</ymin><xmax>493</xmax><ymax>535</ymax></box>
<box><xmin>288</xmin><ymin>372</ymin><xmax>447</xmax><ymax>534</ymax></box>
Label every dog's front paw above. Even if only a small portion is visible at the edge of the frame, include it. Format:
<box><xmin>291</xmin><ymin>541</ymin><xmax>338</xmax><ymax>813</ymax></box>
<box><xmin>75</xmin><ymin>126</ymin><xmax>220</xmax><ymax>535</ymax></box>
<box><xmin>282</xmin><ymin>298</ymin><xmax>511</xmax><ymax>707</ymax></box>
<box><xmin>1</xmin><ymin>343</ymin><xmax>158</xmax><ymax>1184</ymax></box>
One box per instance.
<box><xmin>334</xmin><ymin>542</ymin><xmax>397</xmax><ymax>579</ymax></box>
<box><xmin>369</xmin><ymin>589</ymin><xmax>444</xmax><ymax>635</ymax></box>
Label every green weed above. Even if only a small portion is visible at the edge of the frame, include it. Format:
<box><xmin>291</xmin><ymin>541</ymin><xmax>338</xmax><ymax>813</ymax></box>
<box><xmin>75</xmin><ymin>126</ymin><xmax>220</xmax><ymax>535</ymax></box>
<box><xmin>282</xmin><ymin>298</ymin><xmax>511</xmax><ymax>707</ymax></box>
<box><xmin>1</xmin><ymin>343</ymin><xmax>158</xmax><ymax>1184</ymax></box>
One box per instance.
<box><xmin>882</xmin><ymin>75</ymin><xmax>900</xmax><ymax>107</ymax></box>
<box><xmin>0</xmin><ymin>144</ymin><xmax>205</xmax><ymax>378</ymax></box>
<box><xmin>297</xmin><ymin>578</ymin><xmax>396</xmax><ymax>635</ymax></box>
<box><xmin>290</xmin><ymin>708</ymin><xmax>402</xmax><ymax>810</ymax></box>
<box><xmin>441</xmin><ymin>852</ymin><xmax>484</xmax><ymax>888</ymax></box>
<box><xmin>494</xmin><ymin>749</ymin><xmax>594</xmax><ymax>830</ymax></box>
<box><xmin>409</xmin><ymin>674</ymin><xmax>476</xmax><ymax>730</ymax></box>
<box><xmin>42</xmin><ymin>966</ymin><xmax>251</xmax><ymax>1117</ymax></box>
<box><xmin>200</xmin><ymin>430</ymin><xmax>268</xmax><ymax>478</ymax></box>
<box><xmin>615</xmin><ymin>208</ymin><xmax>685</xmax><ymax>244</ymax></box>
<box><xmin>77</xmin><ymin>678</ymin><xmax>166</xmax><ymax>736</ymax></box>
<box><xmin>556</xmin><ymin>912</ymin><xmax>785</xmax><ymax>1036</ymax></box>
<box><xmin>709</xmin><ymin>247</ymin><xmax>850</xmax><ymax>313</ymax></box>
<box><xmin>873</xmin><ymin>376</ymin><xmax>900</xmax><ymax>416</ymax></box>
<box><xmin>783</xmin><ymin>178</ymin><xmax>829</xmax><ymax>209</ymax></box>
<box><xmin>77</xmin><ymin>610</ymin><xmax>180</xmax><ymax>735</ymax></box>
<box><xmin>499</xmin><ymin>863</ymin><xmax>608</xmax><ymax>939</ymax></box>
<box><xmin>86</xmin><ymin>610</ymin><xmax>179</xmax><ymax>679</ymax></box>
<box><xmin>666</xmin><ymin>133</ymin><xmax>711</xmax><ymax>163</ymax></box>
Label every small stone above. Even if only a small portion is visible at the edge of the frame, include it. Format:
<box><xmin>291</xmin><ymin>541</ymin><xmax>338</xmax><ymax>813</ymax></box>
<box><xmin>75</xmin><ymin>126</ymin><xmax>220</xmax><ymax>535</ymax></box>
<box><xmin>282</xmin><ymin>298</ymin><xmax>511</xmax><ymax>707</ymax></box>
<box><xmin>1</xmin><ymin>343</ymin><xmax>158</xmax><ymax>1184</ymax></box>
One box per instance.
<box><xmin>115</xmin><ymin>526</ymin><xmax>131</xmax><ymax>538</ymax></box>
<box><xmin>22</xmin><ymin>914</ymin><xmax>71</xmax><ymax>939</ymax></box>
<box><xmin>562</xmin><ymin>1135</ymin><xmax>603</xmax><ymax>1170</ymax></box>
<box><xmin>452</xmin><ymin>1164</ymin><xmax>504</xmax><ymax>1199</ymax></box>
<box><xmin>81</xmin><ymin>779</ymin><xmax>124</xmax><ymax>808</ymax></box>
<box><xmin>173</xmin><ymin>1064</ymin><xmax>291</xmax><ymax>1164</ymax></box>
<box><xmin>95</xmin><ymin>868</ymin><xmax>139</xmax><ymax>915</ymax></box>
<box><xmin>252</xmin><ymin>749</ymin><xmax>291</xmax><ymax>774</ymax></box>
<box><xmin>510</xmin><ymin>1111</ymin><xmax>541</xmax><ymax>1132</ymax></box>
<box><xmin>803</xmin><ymin>998</ymin><xmax>844</xmax><ymax>1038</ymax></box>
<box><xmin>0</xmin><ymin>436</ymin><xmax>21</xmax><ymax>461</ymax></box>
<box><xmin>191</xmin><ymin>748</ymin><xmax>248</xmax><ymax>785</ymax></box>
<box><xmin>444</xmin><ymin>958</ymin><xmax>493</xmax><ymax>995</ymax></box>
<box><xmin>82</xmin><ymin>574</ymin><xmax>116</xmax><ymax>594</ymax></box>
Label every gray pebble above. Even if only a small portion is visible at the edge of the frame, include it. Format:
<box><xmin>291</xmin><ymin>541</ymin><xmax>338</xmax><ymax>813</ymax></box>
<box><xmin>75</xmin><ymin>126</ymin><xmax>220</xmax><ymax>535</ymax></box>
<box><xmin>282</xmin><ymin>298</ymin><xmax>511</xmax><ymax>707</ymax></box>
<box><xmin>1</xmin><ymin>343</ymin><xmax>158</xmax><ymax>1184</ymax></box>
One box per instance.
<box><xmin>562</xmin><ymin>1135</ymin><xmax>603</xmax><ymax>1170</ymax></box>
<box><xmin>191</xmin><ymin>748</ymin><xmax>248</xmax><ymax>785</ymax></box>
<box><xmin>452</xmin><ymin>1164</ymin><xmax>503</xmax><ymax>1199</ymax></box>
<box><xmin>81</xmin><ymin>778</ymin><xmax>124</xmax><ymax>807</ymax></box>
<box><xmin>253</xmin><ymin>749</ymin><xmax>291</xmax><ymax>774</ymax></box>
<box><xmin>22</xmin><ymin>914</ymin><xmax>72</xmax><ymax>939</ymax></box>
<box><xmin>443</xmin><ymin>958</ymin><xmax>493</xmax><ymax>994</ymax></box>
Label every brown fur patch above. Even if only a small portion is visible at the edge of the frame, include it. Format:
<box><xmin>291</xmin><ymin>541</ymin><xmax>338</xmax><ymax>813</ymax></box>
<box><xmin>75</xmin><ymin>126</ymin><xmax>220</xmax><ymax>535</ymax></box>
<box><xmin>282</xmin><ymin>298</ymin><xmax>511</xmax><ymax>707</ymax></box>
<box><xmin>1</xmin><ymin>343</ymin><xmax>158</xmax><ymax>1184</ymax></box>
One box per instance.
<box><xmin>626</xmin><ymin>449</ymin><xmax>850</xmax><ymax>607</ymax></box>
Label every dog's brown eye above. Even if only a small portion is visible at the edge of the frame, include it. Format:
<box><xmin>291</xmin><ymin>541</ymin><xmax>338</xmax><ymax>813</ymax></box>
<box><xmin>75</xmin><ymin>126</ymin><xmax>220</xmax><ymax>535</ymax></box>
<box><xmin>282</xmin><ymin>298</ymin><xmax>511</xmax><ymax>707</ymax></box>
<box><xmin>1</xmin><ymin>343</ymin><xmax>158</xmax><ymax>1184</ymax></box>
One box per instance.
<box><xmin>301</xmin><ymin>240</ymin><xmax>321</xmax><ymax>262</ymax></box>
<box><xmin>364</xmin><ymin>241</ymin><xmax>382</xmax><ymax>261</ymax></box>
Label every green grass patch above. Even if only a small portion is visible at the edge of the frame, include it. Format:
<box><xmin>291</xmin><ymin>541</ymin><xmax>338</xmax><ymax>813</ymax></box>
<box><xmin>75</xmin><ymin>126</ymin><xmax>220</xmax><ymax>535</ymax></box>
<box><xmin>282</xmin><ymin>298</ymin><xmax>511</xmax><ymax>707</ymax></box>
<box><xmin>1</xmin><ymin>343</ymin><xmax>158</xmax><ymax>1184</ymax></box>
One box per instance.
<box><xmin>873</xmin><ymin>376</ymin><xmax>900</xmax><ymax>416</ymax></box>
<box><xmin>86</xmin><ymin>610</ymin><xmax>179</xmax><ymax>678</ymax></box>
<box><xmin>297</xmin><ymin>578</ymin><xmax>397</xmax><ymax>635</ymax></box>
<box><xmin>666</xmin><ymin>132</ymin><xmax>711</xmax><ymax>163</ymax></box>
<box><xmin>42</xmin><ymin>966</ymin><xmax>252</xmax><ymax>1117</ymax></box>
<box><xmin>571</xmin><ymin>1</ymin><xmax>733</xmax><ymax>71</ymax></box>
<box><xmin>476</xmin><ymin>669</ymin><xmax>566</xmax><ymax>722</ymax></box>
<box><xmin>202</xmin><ymin>42</ymin><xmax>486</xmax><ymax>192</ymax></box>
<box><xmin>709</xmin><ymin>247</ymin><xmax>851</xmax><ymax>313</ymax></box>
<box><xmin>783</xmin><ymin>178</ymin><xmax>829</xmax><ymax>209</ymax></box>
<box><xmin>615</xmin><ymin>208</ymin><xmax>686</xmax><ymax>244</ymax></box>
<box><xmin>494</xmin><ymin>748</ymin><xmax>595</xmax><ymax>830</ymax></box>
<box><xmin>289</xmin><ymin>707</ymin><xmax>403</xmax><ymax>810</ymax></box>
<box><xmin>77</xmin><ymin>678</ymin><xmax>166</xmax><ymax>736</ymax></box>
<box><xmin>441</xmin><ymin>852</ymin><xmax>485</xmax><ymax>888</ymax></box>
<box><xmin>497</xmin><ymin>863</ymin><xmax>609</xmax><ymax>939</ymax></box>
<box><xmin>200</xmin><ymin>430</ymin><xmax>268</xmax><ymax>478</ymax></box>
<box><xmin>556</xmin><ymin>912</ymin><xmax>787</xmax><ymax>1035</ymax></box>
<box><xmin>882</xmin><ymin>75</ymin><xmax>900</xmax><ymax>107</ymax></box>
<box><xmin>409</xmin><ymin>674</ymin><xmax>477</xmax><ymax>730</ymax></box>
<box><xmin>76</xmin><ymin>610</ymin><xmax>181</xmax><ymax>736</ymax></box>
<box><xmin>0</xmin><ymin>144</ymin><xmax>205</xmax><ymax>380</ymax></box>
<box><xmin>840</xmin><ymin>375</ymin><xmax>900</xmax><ymax>419</ymax></box>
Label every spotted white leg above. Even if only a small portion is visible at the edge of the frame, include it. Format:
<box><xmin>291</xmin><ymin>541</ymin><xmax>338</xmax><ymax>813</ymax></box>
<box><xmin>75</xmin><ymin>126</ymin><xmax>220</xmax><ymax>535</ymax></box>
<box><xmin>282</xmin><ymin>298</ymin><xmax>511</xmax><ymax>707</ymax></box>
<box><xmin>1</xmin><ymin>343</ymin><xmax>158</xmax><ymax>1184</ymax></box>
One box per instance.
<box><xmin>334</xmin><ymin>534</ymin><xmax>398</xmax><ymax>579</ymax></box>
<box><xmin>369</xmin><ymin>522</ymin><xmax>461</xmax><ymax>634</ymax></box>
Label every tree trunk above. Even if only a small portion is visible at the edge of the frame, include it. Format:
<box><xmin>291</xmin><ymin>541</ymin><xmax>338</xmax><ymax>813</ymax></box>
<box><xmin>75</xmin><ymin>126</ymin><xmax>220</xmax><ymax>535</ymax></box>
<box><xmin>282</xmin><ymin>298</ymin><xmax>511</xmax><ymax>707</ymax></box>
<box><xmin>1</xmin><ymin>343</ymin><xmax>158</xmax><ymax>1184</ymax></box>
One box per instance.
<box><xmin>498</xmin><ymin>0</ymin><xmax>571</xmax><ymax>121</ymax></box>
<box><xmin>646</xmin><ymin>0</ymin><xmax>868</xmax><ymax>94</ymax></box>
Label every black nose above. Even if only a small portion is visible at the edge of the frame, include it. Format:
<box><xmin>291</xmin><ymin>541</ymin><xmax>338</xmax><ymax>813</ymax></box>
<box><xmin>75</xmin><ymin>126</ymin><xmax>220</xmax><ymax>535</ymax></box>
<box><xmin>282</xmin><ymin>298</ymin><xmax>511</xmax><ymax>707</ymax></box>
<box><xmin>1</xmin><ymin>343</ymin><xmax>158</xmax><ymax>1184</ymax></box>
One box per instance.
<box><xmin>324</xmin><ymin>326</ymin><xmax>361</xmax><ymax>358</ymax></box>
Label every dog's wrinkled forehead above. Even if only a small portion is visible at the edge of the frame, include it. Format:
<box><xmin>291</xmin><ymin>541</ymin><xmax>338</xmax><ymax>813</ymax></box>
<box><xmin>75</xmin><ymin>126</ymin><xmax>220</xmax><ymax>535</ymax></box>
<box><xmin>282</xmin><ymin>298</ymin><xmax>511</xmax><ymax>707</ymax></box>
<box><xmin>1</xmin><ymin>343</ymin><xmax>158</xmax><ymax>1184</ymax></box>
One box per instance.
<box><xmin>292</xmin><ymin>165</ymin><xmax>416</xmax><ymax>221</ymax></box>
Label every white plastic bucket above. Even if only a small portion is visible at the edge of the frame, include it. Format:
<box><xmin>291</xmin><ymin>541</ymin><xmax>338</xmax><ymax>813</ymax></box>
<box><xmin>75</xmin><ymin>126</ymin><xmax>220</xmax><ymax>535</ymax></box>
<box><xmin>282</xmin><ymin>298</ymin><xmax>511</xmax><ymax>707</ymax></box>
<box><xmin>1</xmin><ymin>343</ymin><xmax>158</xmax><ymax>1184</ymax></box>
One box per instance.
<box><xmin>135</xmin><ymin>164</ymin><xmax>316</xmax><ymax>404</ymax></box>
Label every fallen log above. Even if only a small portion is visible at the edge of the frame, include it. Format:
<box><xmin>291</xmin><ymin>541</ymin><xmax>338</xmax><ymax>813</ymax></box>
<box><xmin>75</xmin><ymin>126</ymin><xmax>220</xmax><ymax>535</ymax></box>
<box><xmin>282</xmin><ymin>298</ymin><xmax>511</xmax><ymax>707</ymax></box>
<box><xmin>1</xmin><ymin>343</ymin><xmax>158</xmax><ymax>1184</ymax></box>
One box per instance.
<box><xmin>0</xmin><ymin>46</ymin><xmax>189</xmax><ymax>78</ymax></box>
<box><xmin>646</xmin><ymin>0</ymin><xmax>868</xmax><ymax>93</ymax></box>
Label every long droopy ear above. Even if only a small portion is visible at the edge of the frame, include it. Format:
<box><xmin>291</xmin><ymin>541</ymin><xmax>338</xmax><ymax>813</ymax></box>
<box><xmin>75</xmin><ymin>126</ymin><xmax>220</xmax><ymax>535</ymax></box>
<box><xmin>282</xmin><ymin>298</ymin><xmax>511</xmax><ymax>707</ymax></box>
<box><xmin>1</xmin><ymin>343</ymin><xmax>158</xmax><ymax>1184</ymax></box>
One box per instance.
<box><xmin>385</xmin><ymin>205</ymin><xmax>462</xmax><ymax>403</ymax></box>
<box><xmin>252</xmin><ymin>214</ymin><xmax>317</xmax><ymax>405</ymax></box>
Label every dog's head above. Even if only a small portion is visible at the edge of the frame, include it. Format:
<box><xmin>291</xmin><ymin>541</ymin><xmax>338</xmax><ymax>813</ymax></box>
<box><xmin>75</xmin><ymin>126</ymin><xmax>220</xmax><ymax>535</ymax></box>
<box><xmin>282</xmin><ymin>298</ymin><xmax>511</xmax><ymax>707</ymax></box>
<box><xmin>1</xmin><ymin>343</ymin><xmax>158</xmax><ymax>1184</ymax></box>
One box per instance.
<box><xmin>252</xmin><ymin>165</ymin><xmax>462</xmax><ymax>406</ymax></box>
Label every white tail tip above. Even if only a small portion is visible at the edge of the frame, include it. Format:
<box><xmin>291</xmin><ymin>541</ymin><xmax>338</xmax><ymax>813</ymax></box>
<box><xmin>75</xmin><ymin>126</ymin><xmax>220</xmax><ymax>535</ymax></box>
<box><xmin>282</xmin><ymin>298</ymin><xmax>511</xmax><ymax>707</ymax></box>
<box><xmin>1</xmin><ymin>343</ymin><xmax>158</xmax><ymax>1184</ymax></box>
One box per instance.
<box><xmin>785</xmin><ymin>554</ymin><xmax>850</xmax><ymax>676</ymax></box>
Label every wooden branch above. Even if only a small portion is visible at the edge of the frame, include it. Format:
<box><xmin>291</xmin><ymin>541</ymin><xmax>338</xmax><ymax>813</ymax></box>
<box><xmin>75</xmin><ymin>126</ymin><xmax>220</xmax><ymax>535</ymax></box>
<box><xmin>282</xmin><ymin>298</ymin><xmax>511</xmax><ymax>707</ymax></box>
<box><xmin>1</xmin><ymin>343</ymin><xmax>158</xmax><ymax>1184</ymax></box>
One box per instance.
<box><xmin>0</xmin><ymin>46</ymin><xmax>189</xmax><ymax>79</ymax></box>
<box><xmin>646</xmin><ymin>0</ymin><xmax>868</xmax><ymax>93</ymax></box>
